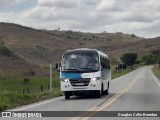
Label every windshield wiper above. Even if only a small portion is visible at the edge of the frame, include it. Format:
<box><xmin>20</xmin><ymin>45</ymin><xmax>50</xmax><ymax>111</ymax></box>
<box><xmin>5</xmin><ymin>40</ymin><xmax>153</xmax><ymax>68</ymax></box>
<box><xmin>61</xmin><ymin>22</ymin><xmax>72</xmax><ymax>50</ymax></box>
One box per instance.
<box><xmin>79</xmin><ymin>68</ymin><xmax>94</xmax><ymax>70</ymax></box>
<box><xmin>63</xmin><ymin>68</ymin><xmax>79</xmax><ymax>71</ymax></box>
<box><xmin>79</xmin><ymin>67</ymin><xmax>91</xmax><ymax>69</ymax></box>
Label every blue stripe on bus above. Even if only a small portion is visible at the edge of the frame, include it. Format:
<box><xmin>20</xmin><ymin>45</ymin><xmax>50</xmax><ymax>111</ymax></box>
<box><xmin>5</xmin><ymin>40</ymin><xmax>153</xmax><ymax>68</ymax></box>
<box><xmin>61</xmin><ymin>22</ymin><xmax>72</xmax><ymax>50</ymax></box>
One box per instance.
<box><xmin>61</xmin><ymin>73</ymin><xmax>82</xmax><ymax>79</ymax></box>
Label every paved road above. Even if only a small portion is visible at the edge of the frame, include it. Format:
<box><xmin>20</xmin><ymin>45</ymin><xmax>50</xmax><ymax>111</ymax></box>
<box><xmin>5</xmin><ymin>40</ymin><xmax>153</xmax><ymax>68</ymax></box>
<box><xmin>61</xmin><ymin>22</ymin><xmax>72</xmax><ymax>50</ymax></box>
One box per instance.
<box><xmin>1</xmin><ymin>66</ymin><xmax>160</xmax><ymax>120</ymax></box>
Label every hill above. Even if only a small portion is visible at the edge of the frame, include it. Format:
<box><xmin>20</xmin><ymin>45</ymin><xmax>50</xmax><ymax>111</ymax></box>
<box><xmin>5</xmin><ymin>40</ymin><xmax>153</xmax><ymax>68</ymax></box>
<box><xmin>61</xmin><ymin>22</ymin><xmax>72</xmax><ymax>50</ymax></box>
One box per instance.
<box><xmin>0</xmin><ymin>44</ymin><xmax>39</xmax><ymax>77</ymax></box>
<box><xmin>0</xmin><ymin>23</ymin><xmax>79</xmax><ymax>66</ymax></box>
<box><xmin>0</xmin><ymin>22</ymin><xmax>160</xmax><ymax>67</ymax></box>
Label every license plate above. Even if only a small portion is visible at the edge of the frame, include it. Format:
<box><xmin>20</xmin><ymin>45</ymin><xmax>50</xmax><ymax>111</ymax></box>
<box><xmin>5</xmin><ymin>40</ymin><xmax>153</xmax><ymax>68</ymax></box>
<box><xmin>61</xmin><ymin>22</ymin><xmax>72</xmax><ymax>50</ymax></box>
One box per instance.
<box><xmin>76</xmin><ymin>83</ymin><xmax>84</xmax><ymax>86</ymax></box>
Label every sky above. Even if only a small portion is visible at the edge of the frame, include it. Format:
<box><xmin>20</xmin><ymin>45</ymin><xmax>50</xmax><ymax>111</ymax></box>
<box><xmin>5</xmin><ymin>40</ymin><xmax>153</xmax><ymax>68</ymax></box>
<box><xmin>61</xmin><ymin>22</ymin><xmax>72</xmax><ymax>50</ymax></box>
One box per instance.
<box><xmin>0</xmin><ymin>0</ymin><xmax>160</xmax><ymax>38</ymax></box>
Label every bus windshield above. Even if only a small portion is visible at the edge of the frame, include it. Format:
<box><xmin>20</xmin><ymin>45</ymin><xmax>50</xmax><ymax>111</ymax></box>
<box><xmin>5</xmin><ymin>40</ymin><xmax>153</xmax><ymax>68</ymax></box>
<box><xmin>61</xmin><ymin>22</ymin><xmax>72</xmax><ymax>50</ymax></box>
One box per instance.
<box><xmin>62</xmin><ymin>53</ymin><xmax>99</xmax><ymax>72</ymax></box>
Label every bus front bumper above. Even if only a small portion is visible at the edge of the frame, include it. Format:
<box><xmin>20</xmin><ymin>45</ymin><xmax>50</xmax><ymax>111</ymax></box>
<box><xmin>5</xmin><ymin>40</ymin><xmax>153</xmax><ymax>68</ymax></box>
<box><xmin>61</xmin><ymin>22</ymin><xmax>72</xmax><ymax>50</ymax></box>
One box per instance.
<box><xmin>60</xmin><ymin>80</ymin><xmax>102</xmax><ymax>92</ymax></box>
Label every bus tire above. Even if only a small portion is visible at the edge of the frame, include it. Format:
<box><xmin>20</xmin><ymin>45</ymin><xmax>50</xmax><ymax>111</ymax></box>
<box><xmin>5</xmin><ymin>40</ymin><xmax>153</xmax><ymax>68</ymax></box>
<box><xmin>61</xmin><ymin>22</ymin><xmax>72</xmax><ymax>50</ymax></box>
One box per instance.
<box><xmin>104</xmin><ymin>82</ymin><xmax>109</xmax><ymax>95</ymax></box>
<box><xmin>96</xmin><ymin>90</ymin><xmax>101</xmax><ymax>98</ymax></box>
<box><xmin>64</xmin><ymin>92</ymin><xmax>70</xmax><ymax>100</ymax></box>
<box><xmin>96</xmin><ymin>84</ymin><xmax>103</xmax><ymax>98</ymax></box>
<box><xmin>104</xmin><ymin>89</ymin><xmax>108</xmax><ymax>95</ymax></box>
<box><xmin>101</xmin><ymin>84</ymin><xmax>104</xmax><ymax>96</ymax></box>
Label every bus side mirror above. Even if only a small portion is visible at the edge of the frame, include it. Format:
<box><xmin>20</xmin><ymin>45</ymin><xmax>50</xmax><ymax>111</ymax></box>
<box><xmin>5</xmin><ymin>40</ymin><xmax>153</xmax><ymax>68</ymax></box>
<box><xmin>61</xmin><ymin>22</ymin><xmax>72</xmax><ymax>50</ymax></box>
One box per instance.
<box><xmin>55</xmin><ymin>63</ymin><xmax>61</xmax><ymax>72</ymax></box>
<box><xmin>55</xmin><ymin>63</ymin><xmax>59</xmax><ymax>69</ymax></box>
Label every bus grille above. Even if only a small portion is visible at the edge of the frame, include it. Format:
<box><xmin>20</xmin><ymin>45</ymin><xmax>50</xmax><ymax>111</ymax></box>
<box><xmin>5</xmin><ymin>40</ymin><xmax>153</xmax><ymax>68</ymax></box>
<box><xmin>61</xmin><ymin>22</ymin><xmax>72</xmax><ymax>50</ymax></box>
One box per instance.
<box><xmin>69</xmin><ymin>78</ymin><xmax>91</xmax><ymax>86</ymax></box>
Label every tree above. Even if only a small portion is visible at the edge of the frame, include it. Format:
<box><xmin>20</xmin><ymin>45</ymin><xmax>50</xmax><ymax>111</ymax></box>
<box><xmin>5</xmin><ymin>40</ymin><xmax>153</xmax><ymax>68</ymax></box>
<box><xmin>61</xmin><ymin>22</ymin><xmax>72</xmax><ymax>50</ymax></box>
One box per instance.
<box><xmin>57</xmin><ymin>27</ymin><xmax>60</xmax><ymax>31</ymax></box>
<box><xmin>158</xmin><ymin>59</ymin><xmax>160</xmax><ymax>68</ymax></box>
<box><xmin>131</xmin><ymin>34</ymin><xmax>136</xmax><ymax>37</ymax></box>
<box><xmin>120</xmin><ymin>53</ymin><xmax>137</xmax><ymax>66</ymax></box>
<box><xmin>151</xmin><ymin>50</ymin><xmax>160</xmax><ymax>56</ymax></box>
<box><xmin>141</xmin><ymin>53</ymin><xmax>158</xmax><ymax>65</ymax></box>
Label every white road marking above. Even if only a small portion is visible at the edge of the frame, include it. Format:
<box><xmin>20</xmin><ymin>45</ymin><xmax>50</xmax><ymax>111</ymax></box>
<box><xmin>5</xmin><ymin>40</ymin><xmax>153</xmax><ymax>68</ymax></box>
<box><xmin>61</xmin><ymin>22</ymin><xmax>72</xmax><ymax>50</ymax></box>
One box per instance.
<box><xmin>9</xmin><ymin>96</ymin><xmax>64</xmax><ymax>111</ymax></box>
<box><xmin>151</xmin><ymin>70</ymin><xmax>160</xmax><ymax>87</ymax></box>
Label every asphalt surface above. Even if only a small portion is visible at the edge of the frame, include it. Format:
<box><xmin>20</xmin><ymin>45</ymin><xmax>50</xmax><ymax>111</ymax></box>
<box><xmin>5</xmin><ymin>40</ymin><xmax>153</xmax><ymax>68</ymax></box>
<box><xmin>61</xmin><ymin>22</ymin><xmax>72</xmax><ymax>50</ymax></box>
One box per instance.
<box><xmin>1</xmin><ymin>66</ymin><xmax>160</xmax><ymax>120</ymax></box>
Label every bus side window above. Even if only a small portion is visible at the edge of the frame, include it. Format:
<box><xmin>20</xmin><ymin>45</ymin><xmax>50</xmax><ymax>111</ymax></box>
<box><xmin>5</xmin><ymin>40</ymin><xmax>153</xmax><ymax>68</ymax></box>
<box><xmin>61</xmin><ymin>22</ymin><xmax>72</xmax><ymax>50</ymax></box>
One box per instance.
<box><xmin>101</xmin><ymin>57</ymin><xmax>107</xmax><ymax>70</ymax></box>
<box><xmin>106</xmin><ymin>59</ymin><xmax>110</xmax><ymax>69</ymax></box>
<box><xmin>100</xmin><ymin>57</ymin><xmax>104</xmax><ymax>70</ymax></box>
<box><xmin>104</xmin><ymin>58</ymin><xmax>107</xmax><ymax>69</ymax></box>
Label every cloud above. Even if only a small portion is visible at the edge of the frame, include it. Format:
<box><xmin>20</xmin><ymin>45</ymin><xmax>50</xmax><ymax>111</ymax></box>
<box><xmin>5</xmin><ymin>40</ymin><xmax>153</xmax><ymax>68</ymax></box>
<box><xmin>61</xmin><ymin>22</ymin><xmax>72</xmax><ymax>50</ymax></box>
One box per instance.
<box><xmin>0</xmin><ymin>0</ymin><xmax>160</xmax><ymax>38</ymax></box>
<box><xmin>96</xmin><ymin>0</ymin><xmax>123</xmax><ymax>11</ymax></box>
<box><xmin>0</xmin><ymin>12</ymin><xmax>18</xmax><ymax>22</ymax></box>
<box><xmin>0</xmin><ymin>0</ymin><xmax>26</xmax><ymax>10</ymax></box>
<box><xmin>37</xmin><ymin>0</ymin><xmax>81</xmax><ymax>8</ymax></box>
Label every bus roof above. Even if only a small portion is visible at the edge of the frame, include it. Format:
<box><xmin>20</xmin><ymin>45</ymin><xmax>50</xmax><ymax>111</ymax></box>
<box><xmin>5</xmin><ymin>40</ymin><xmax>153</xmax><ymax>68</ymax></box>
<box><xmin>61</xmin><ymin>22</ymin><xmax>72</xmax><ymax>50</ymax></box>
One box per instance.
<box><xmin>64</xmin><ymin>48</ymin><xmax>108</xmax><ymax>58</ymax></box>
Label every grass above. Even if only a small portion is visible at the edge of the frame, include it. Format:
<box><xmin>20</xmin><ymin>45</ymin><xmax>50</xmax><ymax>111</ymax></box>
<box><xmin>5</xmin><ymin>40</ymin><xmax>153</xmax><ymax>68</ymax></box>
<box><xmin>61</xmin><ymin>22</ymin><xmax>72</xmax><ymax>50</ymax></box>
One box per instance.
<box><xmin>0</xmin><ymin>90</ymin><xmax>63</xmax><ymax>111</ymax></box>
<box><xmin>111</xmin><ymin>65</ymin><xmax>140</xmax><ymax>79</ymax></box>
<box><xmin>152</xmin><ymin>66</ymin><xmax>160</xmax><ymax>80</ymax></box>
<box><xmin>0</xmin><ymin>76</ymin><xmax>63</xmax><ymax>111</ymax></box>
<box><xmin>112</xmin><ymin>69</ymin><xmax>134</xmax><ymax>79</ymax></box>
<box><xmin>0</xmin><ymin>77</ymin><xmax>60</xmax><ymax>93</ymax></box>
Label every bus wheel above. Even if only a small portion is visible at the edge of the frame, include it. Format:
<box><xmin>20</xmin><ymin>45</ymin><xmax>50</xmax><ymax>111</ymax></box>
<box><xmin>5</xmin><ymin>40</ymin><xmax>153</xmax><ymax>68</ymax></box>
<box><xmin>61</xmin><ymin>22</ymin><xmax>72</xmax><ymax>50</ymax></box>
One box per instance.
<box><xmin>64</xmin><ymin>92</ymin><xmax>70</xmax><ymax>100</ymax></box>
<box><xmin>96</xmin><ymin>90</ymin><xmax>101</xmax><ymax>98</ymax></box>
<box><xmin>104</xmin><ymin>89</ymin><xmax>108</xmax><ymax>95</ymax></box>
<box><xmin>101</xmin><ymin>84</ymin><xmax>104</xmax><ymax>96</ymax></box>
<box><xmin>104</xmin><ymin>82</ymin><xmax>109</xmax><ymax>95</ymax></box>
<box><xmin>96</xmin><ymin>85</ymin><xmax>103</xmax><ymax>98</ymax></box>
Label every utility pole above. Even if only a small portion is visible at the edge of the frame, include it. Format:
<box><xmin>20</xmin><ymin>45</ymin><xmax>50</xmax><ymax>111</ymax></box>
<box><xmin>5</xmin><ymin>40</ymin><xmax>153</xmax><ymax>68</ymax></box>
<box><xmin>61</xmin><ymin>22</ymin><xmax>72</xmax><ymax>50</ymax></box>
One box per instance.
<box><xmin>50</xmin><ymin>64</ymin><xmax>52</xmax><ymax>91</ymax></box>
<box><xmin>159</xmin><ymin>51</ymin><xmax>160</xmax><ymax>68</ymax></box>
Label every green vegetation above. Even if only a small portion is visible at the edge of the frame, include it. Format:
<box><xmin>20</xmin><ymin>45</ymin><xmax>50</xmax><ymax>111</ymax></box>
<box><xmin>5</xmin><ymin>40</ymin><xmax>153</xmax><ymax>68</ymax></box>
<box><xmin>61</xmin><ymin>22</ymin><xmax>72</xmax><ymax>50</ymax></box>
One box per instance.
<box><xmin>0</xmin><ymin>41</ymin><xmax>4</xmax><ymax>45</ymax></box>
<box><xmin>140</xmin><ymin>50</ymin><xmax>160</xmax><ymax>65</ymax></box>
<box><xmin>107</xmin><ymin>38</ymin><xmax>112</xmax><ymax>41</ymax></box>
<box><xmin>120</xmin><ymin>53</ymin><xmax>137</xmax><ymax>66</ymax></box>
<box><xmin>0</xmin><ymin>45</ymin><xmax>14</xmax><ymax>57</ymax></box>
<box><xmin>111</xmin><ymin>65</ymin><xmax>138</xmax><ymax>79</ymax></box>
<box><xmin>110</xmin><ymin>57</ymin><xmax>119</xmax><ymax>65</ymax></box>
<box><xmin>131</xmin><ymin>34</ymin><xmax>136</xmax><ymax>37</ymax></box>
<box><xmin>152</xmin><ymin>66</ymin><xmax>160</xmax><ymax>80</ymax></box>
<box><xmin>0</xmin><ymin>76</ymin><xmax>62</xmax><ymax>111</ymax></box>
<box><xmin>151</xmin><ymin>50</ymin><xmax>160</xmax><ymax>56</ymax></box>
<box><xmin>141</xmin><ymin>54</ymin><xmax>158</xmax><ymax>65</ymax></box>
<box><xmin>0</xmin><ymin>90</ymin><xmax>63</xmax><ymax>111</ymax></box>
<box><xmin>111</xmin><ymin>52</ymin><xmax>140</xmax><ymax>79</ymax></box>
<box><xmin>35</xmin><ymin>44</ymin><xmax>47</xmax><ymax>50</ymax></box>
<box><xmin>145</xmin><ymin>43</ymin><xmax>154</xmax><ymax>48</ymax></box>
<box><xmin>112</xmin><ymin>68</ymin><xmax>134</xmax><ymax>79</ymax></box>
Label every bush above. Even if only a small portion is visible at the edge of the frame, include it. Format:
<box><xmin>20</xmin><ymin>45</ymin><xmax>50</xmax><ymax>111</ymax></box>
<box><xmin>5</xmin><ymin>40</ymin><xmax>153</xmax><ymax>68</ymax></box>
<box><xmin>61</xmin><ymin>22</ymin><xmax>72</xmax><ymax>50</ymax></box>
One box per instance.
<box><xmin>79</xmin><ymin>43</ymin><xmax>83</xmax><ymax>46</ymax></box>
<box><xmin>141</xmin><ymin>54</ymin><xmax>158</xmax><ymax>65</ymax></box>
<box><xmin>107</xmin><ymin>38</ymin><xmax>112</xmax><ymax>41</ymax></box>
<box><xmin>66</xmin><ymin>36</ymin><xmax>72</xmax><ymax>39</ymax></box>
<box><xmin>131</xmin><ymin>34</ymin><xmax>136</xmax><ymax>37</ymax></box>
<box><xmin>0</xmin><ymin>45</ymin><xmax>13</xmax><ymax>57</ymax></box>
<box><xmin>24</xmin><ymin>78</ymin><xmax>30</xmax><ymax>84</ymax></box>
<box><xmin>35</xmin><ymin>44</ymin><xmax>46</xmax><ymax>50</ymax></box>
<box><xmin>151</xmin><ymin>50</ymin><xmax>160</xmax><ymax>56</ymax></box>
<box><xmin>110</xmin><ymin>57</ymin><xmax>119</xmax><ymax>65</ymax></box>
<box><xmin>23</xmin><ymin>69</ymin><xmax>35</xmax><ymax>77</ymax></box>
<box><xmin>120</xmin><ymin>53</ymin><xmax>137</xmax><ymax>66</ymax></box>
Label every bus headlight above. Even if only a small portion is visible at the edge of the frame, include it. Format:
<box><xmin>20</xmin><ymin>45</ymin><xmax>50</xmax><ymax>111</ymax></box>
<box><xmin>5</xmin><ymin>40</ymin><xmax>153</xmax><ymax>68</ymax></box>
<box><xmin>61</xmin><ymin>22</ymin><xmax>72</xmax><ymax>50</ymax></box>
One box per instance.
<box><xmin>91</xmin><ymin>77</ymin><xmax>101</xmax><ymax>82</ymax></box>
<box><xmin>61</xmin><ymin>78</ymin><xmax>69</xmax><ymax>82</ymax></box>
